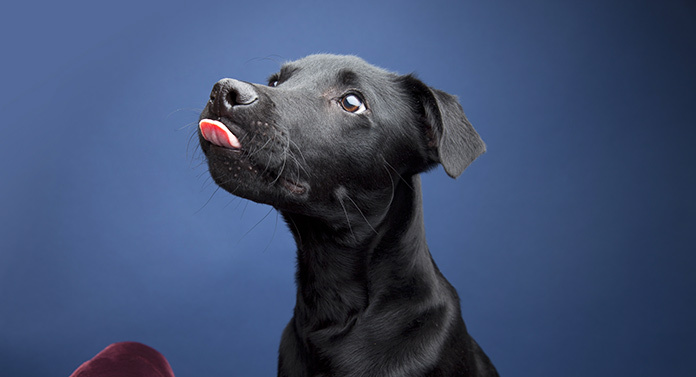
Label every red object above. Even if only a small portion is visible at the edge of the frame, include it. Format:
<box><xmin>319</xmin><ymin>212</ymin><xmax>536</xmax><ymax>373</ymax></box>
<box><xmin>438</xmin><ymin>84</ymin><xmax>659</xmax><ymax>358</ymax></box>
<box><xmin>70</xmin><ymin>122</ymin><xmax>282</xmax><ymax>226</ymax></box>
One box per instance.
<box><xmin>70</xmin><ymin>342</ymin><xmax>174</xmax><ymax>377</ymax></box>
<box><xmin>199</xmin><ymin>119</ymin><xmax>241</xmax><ymax>149</ymax></box>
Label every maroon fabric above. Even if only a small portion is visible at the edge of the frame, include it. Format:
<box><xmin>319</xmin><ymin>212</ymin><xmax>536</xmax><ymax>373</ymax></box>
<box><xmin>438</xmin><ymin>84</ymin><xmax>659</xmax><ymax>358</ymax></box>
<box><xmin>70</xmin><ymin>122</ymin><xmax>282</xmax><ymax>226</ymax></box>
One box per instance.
<box><xmin>70</xmin><ymin>342</ymin><xmax>174</xmax><ymax>377</ymax></box>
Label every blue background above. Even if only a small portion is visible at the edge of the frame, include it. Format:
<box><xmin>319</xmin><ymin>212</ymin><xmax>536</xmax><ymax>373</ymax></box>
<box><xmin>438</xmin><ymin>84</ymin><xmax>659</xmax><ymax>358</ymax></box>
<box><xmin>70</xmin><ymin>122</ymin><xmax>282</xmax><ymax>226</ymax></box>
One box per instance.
<box><xmin>1</xmin><ymin>0</ymin><xmax>694</xmax><ymax>376</ymax></box>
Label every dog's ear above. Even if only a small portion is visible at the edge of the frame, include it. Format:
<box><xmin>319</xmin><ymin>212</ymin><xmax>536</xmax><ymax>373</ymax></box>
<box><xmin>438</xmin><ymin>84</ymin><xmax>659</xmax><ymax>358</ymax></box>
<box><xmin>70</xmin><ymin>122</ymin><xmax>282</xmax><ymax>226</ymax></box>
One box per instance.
<box><xmin>424</xmin><ymin>87</ymin><xmax>486</xmax><ymax>178</ymax></box>
<box><xmin>405</xmin><ymin>75</ymin><xmax>486</xmax><ymax>178</ymax></box>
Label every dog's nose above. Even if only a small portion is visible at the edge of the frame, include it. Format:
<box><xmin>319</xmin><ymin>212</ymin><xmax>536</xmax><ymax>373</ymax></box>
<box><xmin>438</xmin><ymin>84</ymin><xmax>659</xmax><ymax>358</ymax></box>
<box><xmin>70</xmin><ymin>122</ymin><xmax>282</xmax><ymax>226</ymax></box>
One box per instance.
<box><xmin>209</xmin><ymin>78</ymin><xmax>258</xmax><ymax>115</ymax></box>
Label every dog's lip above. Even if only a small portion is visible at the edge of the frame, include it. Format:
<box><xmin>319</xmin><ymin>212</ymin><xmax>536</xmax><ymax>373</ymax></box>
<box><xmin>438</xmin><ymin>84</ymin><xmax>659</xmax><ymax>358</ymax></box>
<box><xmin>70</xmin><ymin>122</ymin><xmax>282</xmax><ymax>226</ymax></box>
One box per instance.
<box><xmin>200</xmin><ymin>118</ymin><xmax>308</xmax><ymax>196</ymax></box>
<box><xmin>199</xmin><ymin>119</ymin><xmax>241</xmax><ymax>149</ymax></box>
<box><xmin>280</xmin><ymin>177</ymin><xmax>307</xmax><ymax>195</ymax></box>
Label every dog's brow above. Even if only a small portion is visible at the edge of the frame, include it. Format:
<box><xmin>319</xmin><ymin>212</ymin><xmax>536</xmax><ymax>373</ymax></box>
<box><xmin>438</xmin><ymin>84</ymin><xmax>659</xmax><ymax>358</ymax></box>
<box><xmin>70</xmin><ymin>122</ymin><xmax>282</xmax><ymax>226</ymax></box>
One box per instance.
<box><xmin>279</xmin><ymin>65</ymin><xmax>300</xmax><ymax>80</ymax></box>
<box><xmin>337</xmin><ymin>69</ymin><xmax>359</xmax><ymax>87</ymax></box>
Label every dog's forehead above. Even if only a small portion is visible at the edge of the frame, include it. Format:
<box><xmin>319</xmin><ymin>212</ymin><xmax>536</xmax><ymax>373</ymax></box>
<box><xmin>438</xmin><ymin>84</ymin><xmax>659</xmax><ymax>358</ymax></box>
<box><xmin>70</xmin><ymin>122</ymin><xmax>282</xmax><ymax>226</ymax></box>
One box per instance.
<box><xmin>282</xmin><ymin>54</ymin><xmax>395</xmax><ymax>86</ymax></box>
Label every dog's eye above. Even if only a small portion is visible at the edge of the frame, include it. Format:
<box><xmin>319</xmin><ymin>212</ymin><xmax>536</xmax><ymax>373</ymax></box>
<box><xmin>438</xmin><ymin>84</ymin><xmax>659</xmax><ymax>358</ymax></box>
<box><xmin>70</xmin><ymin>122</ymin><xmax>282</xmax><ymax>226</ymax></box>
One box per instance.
<box><xmin>268</xmin><ymin>74</ymin><xmax>280</xmax><ymax>87</ymax></box>
<box><xmin>340</xmin><ymin>94</ymin><xmax>367</xmax><ymax>114</ymax></box>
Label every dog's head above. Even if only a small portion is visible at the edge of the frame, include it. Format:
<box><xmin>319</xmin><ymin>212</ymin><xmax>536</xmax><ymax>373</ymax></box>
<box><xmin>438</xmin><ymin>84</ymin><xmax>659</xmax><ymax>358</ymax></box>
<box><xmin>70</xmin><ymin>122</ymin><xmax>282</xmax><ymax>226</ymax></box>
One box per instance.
<box><xmin>199</xmin><ymin>54</ymin><xmax>484</xmax><ymax>220</ymax></box>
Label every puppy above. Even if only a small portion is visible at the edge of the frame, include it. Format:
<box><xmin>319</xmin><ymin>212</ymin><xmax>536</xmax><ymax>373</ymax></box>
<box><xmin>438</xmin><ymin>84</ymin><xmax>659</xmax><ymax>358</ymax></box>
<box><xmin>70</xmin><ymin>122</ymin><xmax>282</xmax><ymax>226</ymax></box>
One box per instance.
<box><xmin>199</xmin><ymin>54</ymin><xmax>498</xmax><ymax>376</ymax></box>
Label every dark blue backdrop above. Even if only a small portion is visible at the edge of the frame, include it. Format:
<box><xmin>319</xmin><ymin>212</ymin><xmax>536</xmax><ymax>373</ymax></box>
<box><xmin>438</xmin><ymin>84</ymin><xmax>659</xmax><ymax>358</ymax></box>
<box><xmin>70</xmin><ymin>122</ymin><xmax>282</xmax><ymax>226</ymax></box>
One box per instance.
<box><xmin>1</xmin><ymin>0</ymin><xmax>694</xmax><ymax>376</ymax></box>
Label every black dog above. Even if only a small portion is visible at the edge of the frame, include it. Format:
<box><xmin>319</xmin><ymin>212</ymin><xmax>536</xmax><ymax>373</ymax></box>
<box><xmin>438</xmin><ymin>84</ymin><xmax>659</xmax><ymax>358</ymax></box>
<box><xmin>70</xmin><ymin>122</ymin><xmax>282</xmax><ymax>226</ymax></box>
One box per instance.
<box><xmin>198</xmin><ymin>54</ymin><xmax>498</xmax><ymax>377</ymax></box>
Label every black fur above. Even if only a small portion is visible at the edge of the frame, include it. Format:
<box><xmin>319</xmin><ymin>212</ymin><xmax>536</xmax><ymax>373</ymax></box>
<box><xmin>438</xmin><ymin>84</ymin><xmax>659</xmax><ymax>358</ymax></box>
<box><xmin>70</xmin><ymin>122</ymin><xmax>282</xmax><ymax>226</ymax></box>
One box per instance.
<box><xmin>199</xmin><ymin>54</ymin><xmax>498</xmax><ymax>377</ymax></box>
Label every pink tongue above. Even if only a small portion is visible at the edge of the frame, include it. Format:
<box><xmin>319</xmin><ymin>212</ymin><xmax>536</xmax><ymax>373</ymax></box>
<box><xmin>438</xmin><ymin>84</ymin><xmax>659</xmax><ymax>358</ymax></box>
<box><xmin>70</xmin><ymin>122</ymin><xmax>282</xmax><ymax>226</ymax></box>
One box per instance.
<box><xmin>199</xmin><ymin>119</ymin><xmax>241</xmax><ymax>149</ymax></box>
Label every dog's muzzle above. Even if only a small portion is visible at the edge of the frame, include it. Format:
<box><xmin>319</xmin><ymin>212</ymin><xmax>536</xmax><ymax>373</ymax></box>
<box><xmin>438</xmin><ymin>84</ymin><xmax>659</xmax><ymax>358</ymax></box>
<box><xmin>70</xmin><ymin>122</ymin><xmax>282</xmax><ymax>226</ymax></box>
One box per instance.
<box><xmin>200</xmin><ymin>79</ymin><xmax>260</xmax><ymax>150</ymax></box>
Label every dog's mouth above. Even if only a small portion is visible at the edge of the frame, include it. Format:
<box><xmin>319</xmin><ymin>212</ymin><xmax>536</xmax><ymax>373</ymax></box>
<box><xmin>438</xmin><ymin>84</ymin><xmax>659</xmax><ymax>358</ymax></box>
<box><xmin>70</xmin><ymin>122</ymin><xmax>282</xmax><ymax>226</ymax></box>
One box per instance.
<box><xmin>199</xmin><ymin>118</ymin><xmax>308</xmax><ymax>197</ymax></box>
<box><xmin>199</xmin><ymin>119</ymin><xmax>241</xmax><ymax>149</ymax></box>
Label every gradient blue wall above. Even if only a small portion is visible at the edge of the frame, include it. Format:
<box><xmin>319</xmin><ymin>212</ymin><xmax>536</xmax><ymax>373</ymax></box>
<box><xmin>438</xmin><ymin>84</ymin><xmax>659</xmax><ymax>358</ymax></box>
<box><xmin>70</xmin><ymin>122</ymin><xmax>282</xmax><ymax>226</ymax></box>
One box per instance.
<box><xmin>1</xmin><ymin>0</ymin><xmax>694</xmax><ymax>376</ymax></box>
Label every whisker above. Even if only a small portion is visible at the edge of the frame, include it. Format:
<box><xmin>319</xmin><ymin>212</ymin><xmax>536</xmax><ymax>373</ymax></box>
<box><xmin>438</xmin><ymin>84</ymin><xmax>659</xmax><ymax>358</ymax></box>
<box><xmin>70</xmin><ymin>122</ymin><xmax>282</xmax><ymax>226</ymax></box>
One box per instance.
<box><xmin>380</xmin><ymin>162</ymin><xmax>397</xmax><ymax>212</ymax></box>
<box><xmin>248</xmin><ymin>137</ymin><xmax>273</xmax><ymax>157</ymax></box>
<box><xmin>260</xmin><ymin>211</ymin><xmax>281</xmax><ymax>254</ymax></box>
<box><xmin>271</xmin><ymin>135</ymin><xmax>290</xmax><ymax>184</ymax></box>
<box><xmin>383</xmin><ymin>159</ymin><xmax>413</xmax><ymax>191</ymax></box>
<box><xmin>344</xmin><ymin>194</ymin><xmax>377</xmax><ymax>234</ymax></box>
<box><xmin>337</xmin><ymin>195</ymin><xmax>357</xmax><ymax>243</ymax></box>
<box><xmin>168</xmin><ymin>107</ymin><xmax>204</xmax><ymax>122</ymax></box>
<box><xmin>194</xmin><ymin>185</ymin><xmax>222</xmax><ymax>215</ymax></box>
<box><xmin>284</xmin><ymin>213</ymin><xmax>303</xmax><ymax>248</ymax></box>
<box><xmin>178</xmin><ymin>120</ymin><xmax>199</xmax><ymax>132</ymax></box>
<box><xmin>288</xmin><ymin>138</ymin><xmax>308</xmax><ymax>166</ymax></box>
<box><xmin>238</xmin><ymin>206</ymin><xmax>275</xmax><ymax>244</ymax></box>
<box><xmin>240</xmin><ymin>200</ymin><xmax>250</xmax><ymax>218</ymax></box>
<box><xmin>283</xmin><ymin>135</ymin><xmax>310</xmax><ymax>179</ymax></box>
<box><xmin>186</xmin><ymin>131</ymin><xmax>203</xmax><ymax>165</ymax></box>
<box><xmin>244</xmin><ymin>55</ymin><xmax>285</xmax><ymax>66</ymax></box>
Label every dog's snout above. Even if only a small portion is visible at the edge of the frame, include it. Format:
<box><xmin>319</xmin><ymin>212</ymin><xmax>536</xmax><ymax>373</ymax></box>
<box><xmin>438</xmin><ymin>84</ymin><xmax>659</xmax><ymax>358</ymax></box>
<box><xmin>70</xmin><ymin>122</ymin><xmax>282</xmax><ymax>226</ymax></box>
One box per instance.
<box><xmin>209</xmin><ymin>78</ymin><xmax>258</xmax><ymax>115</ymax></box>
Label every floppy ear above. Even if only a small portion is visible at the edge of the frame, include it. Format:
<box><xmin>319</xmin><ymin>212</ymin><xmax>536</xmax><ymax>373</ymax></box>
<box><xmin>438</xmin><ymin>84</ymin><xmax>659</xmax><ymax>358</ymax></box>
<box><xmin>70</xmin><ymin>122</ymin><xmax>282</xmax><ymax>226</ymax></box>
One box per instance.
<box><xmin>423</xmin><ymin>87</ymin><xmax>486</xmax><ymax>178</ymax></box>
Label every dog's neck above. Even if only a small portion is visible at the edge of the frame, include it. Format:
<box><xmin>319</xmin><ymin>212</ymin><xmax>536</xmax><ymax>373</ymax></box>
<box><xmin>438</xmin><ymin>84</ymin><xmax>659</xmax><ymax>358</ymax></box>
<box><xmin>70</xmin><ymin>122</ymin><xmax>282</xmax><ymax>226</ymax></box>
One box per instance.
<box><xmin>281</xmin><ymin>175</ymin><xmax>442</xmax><ymax>332</ymax></box>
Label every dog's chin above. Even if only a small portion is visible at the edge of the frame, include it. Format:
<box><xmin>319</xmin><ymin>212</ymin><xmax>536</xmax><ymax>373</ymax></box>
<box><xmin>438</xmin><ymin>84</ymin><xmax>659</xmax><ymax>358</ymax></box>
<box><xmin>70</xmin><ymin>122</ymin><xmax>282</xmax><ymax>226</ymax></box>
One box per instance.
<box><xmin>202</xmin><ymin>141</ymin><xmax>309</xmax><ymax>208</ymax></box>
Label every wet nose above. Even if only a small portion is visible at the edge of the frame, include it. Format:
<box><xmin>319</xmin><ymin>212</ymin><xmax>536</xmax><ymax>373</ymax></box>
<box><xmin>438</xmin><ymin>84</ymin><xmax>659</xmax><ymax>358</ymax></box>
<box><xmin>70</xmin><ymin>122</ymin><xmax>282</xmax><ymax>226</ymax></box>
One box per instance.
<box><xmin>209</xmin><ymin>78</ymin><xmax>258</xmax><ymax>115</ymax></box>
